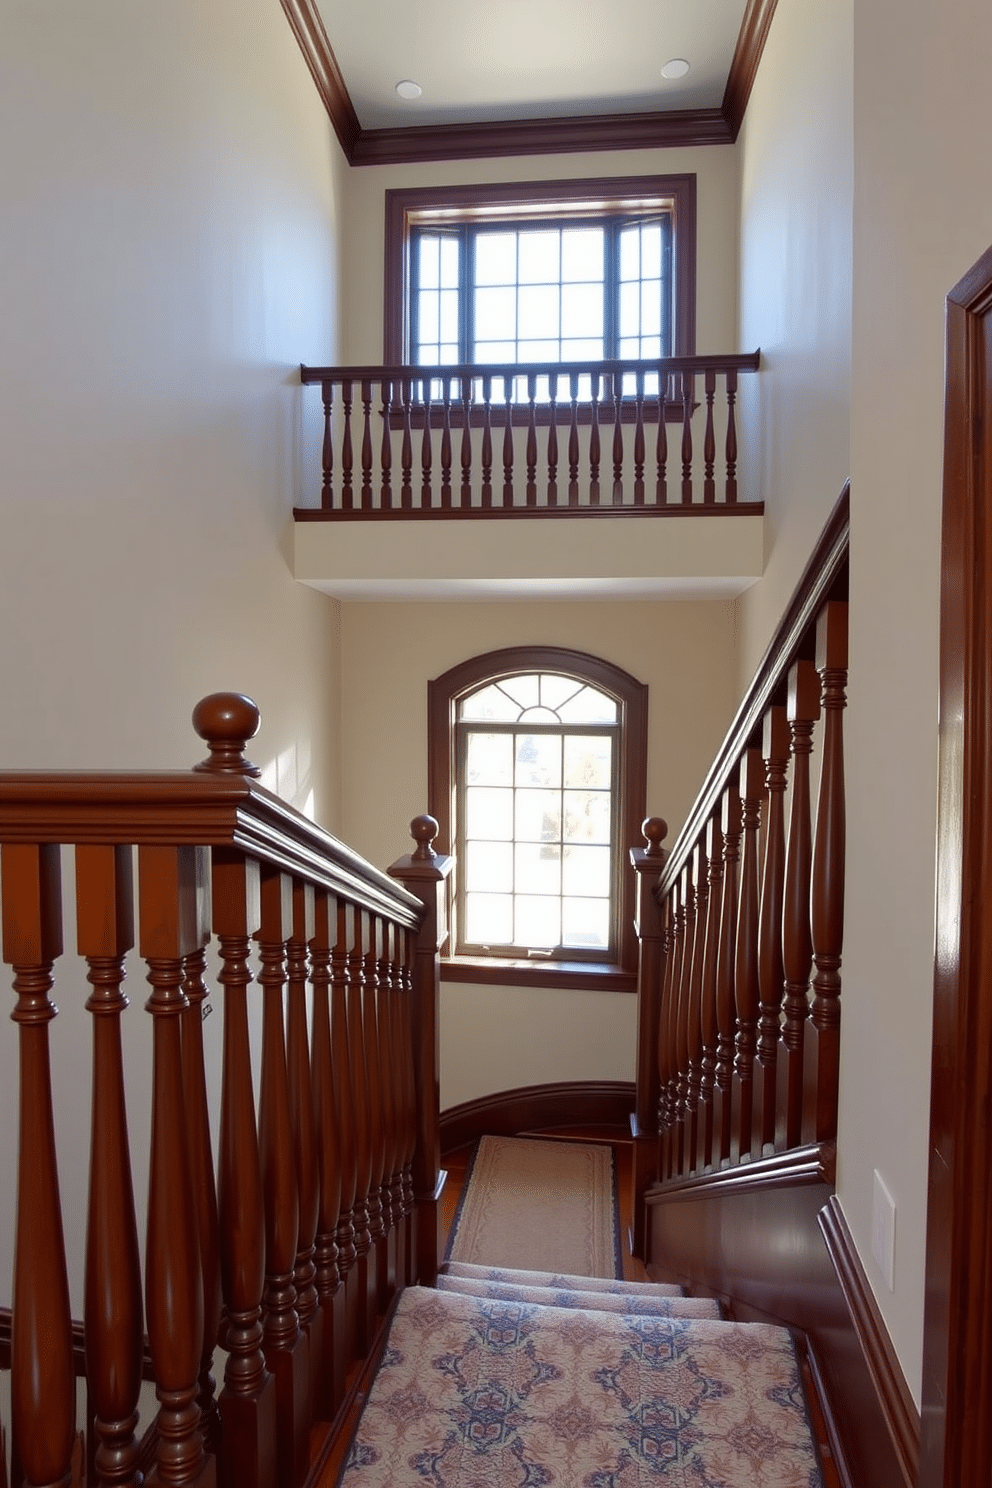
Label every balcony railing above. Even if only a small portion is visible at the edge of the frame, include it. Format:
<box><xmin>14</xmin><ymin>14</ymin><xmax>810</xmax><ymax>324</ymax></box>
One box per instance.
<box><xmin>298</xmin><ymin>353</ymin><xmax>760</xmax><ymax>518</ymax></box>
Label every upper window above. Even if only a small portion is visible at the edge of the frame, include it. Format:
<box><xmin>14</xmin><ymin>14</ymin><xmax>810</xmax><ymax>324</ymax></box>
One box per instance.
<box><xmin>428</xmin><ymin>646</ymin><xmax>648</xmax><ymax>990</ymax></box>
<box><xmin>384</xmin><ymin>175</ymin><xmax>696</xmax><ymax>369</ymax></box>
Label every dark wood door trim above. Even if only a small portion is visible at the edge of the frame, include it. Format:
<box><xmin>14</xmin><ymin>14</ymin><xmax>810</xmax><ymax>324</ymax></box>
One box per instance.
<box><xmin>921</xmin><ymin>242</ymin><xmax>992</xmax><ymax>1486</ymax></box>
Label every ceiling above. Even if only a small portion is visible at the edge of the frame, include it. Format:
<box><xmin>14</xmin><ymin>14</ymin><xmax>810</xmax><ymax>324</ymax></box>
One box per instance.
<box><xmin>280</xmin><ymin>0</ymin><xmax>776</xmax><ymax>164</ymax></box>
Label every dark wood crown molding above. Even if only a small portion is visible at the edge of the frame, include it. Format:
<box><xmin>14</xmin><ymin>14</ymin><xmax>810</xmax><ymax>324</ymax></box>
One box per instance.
<box><xmin>723</xmin><ymin>0</ymin><xmax>779</xmax><ymax>140</ymax></box>
<box><xmin>281</xmin><ymin>0</ymin><xmax>776</xmax><ymax>167</ymax></box>
<box><xmin>278</xmin><ymin>0</ymin><xmax>360</xmax><ymax>158</ymax></box>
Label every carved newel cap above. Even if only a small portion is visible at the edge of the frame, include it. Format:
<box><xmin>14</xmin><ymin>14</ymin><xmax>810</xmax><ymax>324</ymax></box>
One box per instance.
<box><xmin>192</xmin><ymin>692</ymin><xmax>262</xmax><ymax>777</ymax></box>
<box><xmin>410</xmin><ymin>814</ymin><xmax>439</xmax><ymax>861</ymax></box>
<box><xmin>641</xmin><ymin>817</ymin><xmax>669</xmax><ymax>857</ymax></box>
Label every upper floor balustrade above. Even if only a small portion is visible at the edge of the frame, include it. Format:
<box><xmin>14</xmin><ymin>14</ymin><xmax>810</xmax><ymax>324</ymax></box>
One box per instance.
<box><xmin>297</xmin><ymin>352</ymin><xmax>761</xmax><ymax>520</ymax></box>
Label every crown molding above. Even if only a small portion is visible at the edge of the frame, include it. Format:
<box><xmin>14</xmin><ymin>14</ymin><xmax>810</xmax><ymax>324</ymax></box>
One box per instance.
<box><xmin>283</xmin><ymin>0</ymin><xmax>776</xmax><ymax>166</ymax></box>
<box><xmin>278</xmin><ymin>0</ymin><xmax>360</xmax><ymax>158</ymax></box>
<box><xmin>723</xmin><ymin>0</ymin><xmax>779</xmax><ymax>139</ymax></box>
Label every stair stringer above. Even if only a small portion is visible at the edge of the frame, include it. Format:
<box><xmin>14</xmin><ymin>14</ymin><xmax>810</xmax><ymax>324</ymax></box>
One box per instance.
<box><xmin>643</xmin><ymin>1143</ymin><xmax>912</xmax><ymax>1488</ymax></box>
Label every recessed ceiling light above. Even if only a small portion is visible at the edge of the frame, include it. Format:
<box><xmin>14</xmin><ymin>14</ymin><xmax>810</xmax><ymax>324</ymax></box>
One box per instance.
<box><xmin>661</xmin><ymin>58</ymin><xmax>690</xmax><ymax>80</ymax></box>
<box><xmin>395</xmin><ymin>79</ymin><xmax>423</xmax><ymax>100</ymax></box>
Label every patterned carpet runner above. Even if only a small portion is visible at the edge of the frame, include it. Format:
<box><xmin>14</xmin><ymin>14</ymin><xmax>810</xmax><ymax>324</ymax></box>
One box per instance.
<box><xmin>446</xmin><ymin>1135</ymin><xmax>619</xmax><ymax>1277</ymax></box>
<box><xmin>339</xmin><ymin>1284</ymin><xmax>823</xmax><ymax>1487</ymax></box>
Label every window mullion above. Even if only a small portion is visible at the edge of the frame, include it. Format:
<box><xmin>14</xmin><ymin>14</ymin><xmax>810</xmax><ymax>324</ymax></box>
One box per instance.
<box><xmin>604</xmin><ymin>220</ymin><xmax>619</xmax><ymax>365</ymax></box>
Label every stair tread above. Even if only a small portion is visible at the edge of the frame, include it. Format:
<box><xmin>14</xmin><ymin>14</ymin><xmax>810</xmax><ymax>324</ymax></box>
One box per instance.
<box><xmin>441</xmin><ymin>1259</ymin><xmax>685</xmax><ymax>1296</ymax></box>
<box><xmin>339</xmin><ymin>1285</ymin><xmax>822</xmax><ymax>1487</ymax></box>
<box><xmin>436</xmin><ymin>1272</ymin><xmax>724</xmax><ymax>1318</ymax></box>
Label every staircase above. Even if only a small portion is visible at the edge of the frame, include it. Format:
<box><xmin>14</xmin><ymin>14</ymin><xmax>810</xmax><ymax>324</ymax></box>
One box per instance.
<box><xmin>338</xmin><ymin>1262</ymin><xmax>825</xmax><ymax>1487</ymax></box>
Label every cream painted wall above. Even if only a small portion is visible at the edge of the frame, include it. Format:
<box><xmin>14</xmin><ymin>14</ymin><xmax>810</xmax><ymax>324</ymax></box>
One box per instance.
<box><xmin>337</xmin><ymin>597</ymin><xmax>739</xmax><ymax>1106</ymax></box>
<box><xmin>734</xmin><ymin>0</ymin><xmax>853</xmax><ymax>678</ymax></box>
<box><xmin>339</xmin><ymin>146</ymin><xmax>741</xmax><ymax>363</ymax></box>
<box><xmin>0</xmin><ymin>0</ymin><xmax>347</xmax><ymax>1309</ymax></box>
<box><xmin>841</xmin><ymin>0</ymin><xmax>992</xmax><ymax>1407</ymax></box>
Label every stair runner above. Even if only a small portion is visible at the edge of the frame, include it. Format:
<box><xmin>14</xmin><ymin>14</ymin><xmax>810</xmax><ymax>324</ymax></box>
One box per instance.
<box><xmin>338</xmin><ymin>1263</ymin><xmax>824</xmax><ymax>1486</ymax></box>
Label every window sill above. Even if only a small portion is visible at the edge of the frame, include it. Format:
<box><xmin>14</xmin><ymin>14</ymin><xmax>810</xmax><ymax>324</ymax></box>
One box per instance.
<box><xmin>441</xmin><ymin>955</ymin><xmax>636</xmax><ymax>993</ymax></box>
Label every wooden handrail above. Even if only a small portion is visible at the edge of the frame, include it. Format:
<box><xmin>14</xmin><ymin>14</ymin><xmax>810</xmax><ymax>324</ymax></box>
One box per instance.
<box><xmin>0</xmin><ymin>696</ymin><xmax>450</xmax><ymax>1488</ymax></box>
<box><xmin>629</xmin><ymin>486</ymin><xmax>849</xmax><ymax>1221</ymax></box>
<box><xmin>298</xmin><ymin>352</ymin><xmax>760</xmax><ymax>516</ymax></box>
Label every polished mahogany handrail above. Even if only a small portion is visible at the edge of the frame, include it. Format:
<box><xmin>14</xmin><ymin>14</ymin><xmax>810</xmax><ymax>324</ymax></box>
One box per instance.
<box><xmin>298</xmin><ymin>351</ymin><xmax>760</xmax><ymax>516</ymax></box>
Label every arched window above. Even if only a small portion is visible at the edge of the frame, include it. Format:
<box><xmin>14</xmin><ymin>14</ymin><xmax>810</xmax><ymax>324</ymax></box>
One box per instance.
<box><xmin>428</xmin><ymin>646</ymin><xmax>647</xmax><ymax>990</ymax></box>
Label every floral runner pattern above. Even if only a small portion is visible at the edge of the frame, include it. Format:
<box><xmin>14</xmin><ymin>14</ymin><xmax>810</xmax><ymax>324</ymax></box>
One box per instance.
<box><xmin>340</xmin><ymin>1287</ymin><xmax>822</xmax><ymax>1487</ymax></box>
<box><xmin>436</xmin><ymin>1274</ymin><xmax>724</xmax><ymax>1320</ymax></box>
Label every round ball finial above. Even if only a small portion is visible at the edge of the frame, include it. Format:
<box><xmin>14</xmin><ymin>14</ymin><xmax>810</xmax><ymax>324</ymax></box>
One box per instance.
<box><xmin>641</xmin><ymin>816</ymin><xmax>668</xmax><ymax>857</ymax></box>
<box><xmin>410</xmin><ymin>814</ymin><xmax>439</xmax><ymax>861</ymax></box>
<box><xmin>192</xmin><ymin>693</ymin><xmax>262</xmax><ymax>777</ymax></box>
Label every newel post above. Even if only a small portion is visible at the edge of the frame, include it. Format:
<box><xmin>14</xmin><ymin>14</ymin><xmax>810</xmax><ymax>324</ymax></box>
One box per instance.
<box><xmin>387</xmin><ymin>815</ymin><xmax>453</xmax><ymax>1286</ymax></box>
<box><xmin>629</xmin><ymin>817</ymin><xmax>668</xmax><ymax>1257</ymax></box>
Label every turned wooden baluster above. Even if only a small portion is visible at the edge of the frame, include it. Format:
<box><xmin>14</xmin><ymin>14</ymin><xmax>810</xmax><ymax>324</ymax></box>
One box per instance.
<box><xmin>439</xmin><ymin>378</ymin><xmax>453</xmax><ymax>509</ymax></box>
<box><xmin>396</xmin><ymin>927</ymin><xmax>419</xmax><ymax>1284</ymax></box>
<box><xmin>480</xmin><ymin>374</ymin><xmax>494</xmax><ymax>509</ymax></box>
<box><xmin>630</xmin><ymin>817</ymin><xmax>667</xmax><ymax>1253</ymax></box>
<box><xmin>778</xmin><ymin>661</ymin><xmax>820</xmax><ymax>1150</ymax></box>
<box><xmin>400</xmin><ymin>376</ymin><xmax>413</xmax><ymax>510</ymax></box>
<box><xmin>309</xmin><ymin>890</ymin><xmax>344</xmax><ymax>1417</ymax></box>
<box><xmin>568</xmin><ymin>371</ymin><xmax>580</xmax><ymax>506</ymax></box>
<box><xmin>76</xmin><ymin>845</ymin><xmax>144</xmax><ymax>1488</ymax></box>
<box><xmin>287</xmin><ymin>881</ymin><xmax>321</xmax><ymax>1423</ymax></box>
<box><xmin>331</xmin><ymin>901</ymin><xmax>359</xmax><ymax>1367</ymax></box>
<box><xmin>3</xmin><ymin>843</ymin><xmax>75</xmax><ymax>1488</ymax></box>
<box><xmin>348</xmin><ymin>908</ymin><xmax>375</xmax><ymax>1350</ymax></box>
<box><xmin>320</xmin><ymin>382</ymin><xmax>334</xmax><ymax>511</ymax></box>
<box><xmin>211</xmin><ymin>844</ymin><xmax>275</xmax><ymax>1488</ymax></box>
<box><xmin>703</xmin><ymin>370</ymin><xmax>716</xmax><ymax>504</ymax></box>
<box><xmin>384</xmin><ymin>923</ymin><xmax>408</xmax><ymax>1287</ymax></box>
<box><xmin>138</xmin><ymin>844</ymin><xmax>214</xmax><ymax>1488</ymax></box>
<box><xmin>459</xmin><ymin>377</ymin><xmax>473</xmax><ymax>509</ymax></box>
<box><xmin>179</xmin><ymin>891</ymin><xmax>222</xmax><ymax>1459</ymax></box>
<box><xmin>379</xmin><ymin>379</ymin><xmax>392</xmax><ymax>511</ymax></box>
<box><xmin>359</xmin><ymin>381</ymin><xmax>373</xmax><ymax>511</ymax></box>
<box><xmin>257</xmin><ymin>867</ymin><xmax>307</xmax><ymax>1488</ymax></box>
<box><xmin>502</xmin><ymin>377</ymin><xmax>515</xmax><ymax>508</ymax></box>
<box><xmin>633</xmin><ymin>370</ymin><xmax>646</xmax><ymax>506</ymax></box>
<box><xmin>697</xmin><ymin>815</ymin><xmax>724</xmax><ymax>1171</ymax></box>
<box><xmin>420</xmin><ymin>378</ymin><xmax>433</xmax><ymax>510</ymax></box>
<box><xmin>725</xmin><ymin>369</ymin><xmax>739</xmax><ymax>504</ymax></box>
<box><xmin>340</xmin><ymin>380</ymin><xmax>354</xmax><ymax>511</ymax></box>
<box><xmin>659</xmin><ymin>878</ymin><xmax>685</xmax><ymax>1180</ymax></box>
<box><xmin>526</xmin><ymin>372</ymin><xmax>538</xmax><ymax>506</ymax></box>
<box><xmin>362</xmin><ymin>917</ymin><xmax>388</xmax><ymax>1325</ymax></box>
<box><xmin>713</xmin><ymin>786</ymin><xmax>742</xmax><ymax>1165</ymax></box>
<box><xmin>685</xmin><ymin>840</ymin><xmax>709</xmax><ymax>1173</ymax></box>
<box><xmin>756</xmin><ymin>708</ymin><xmax>790</xmax><ymax>1153</ymax></box>
<box><xmin>673</xmin><ymin>859</ymin><xmax>697</xmax><ymax>1177</ymax></box>
<box><xmin>547</xmin><ymin>375</ymin><xmax>559</xmax><ymax>506</ymax></box>
<box><xmin>376</xmin><ymin>921</ymin><xmax>401</xmax><ymax>1300</ymax></box>
<box><xmin>611</xmin><ymin>372</ymin><xmax>624</xmax><ymax>503</ymax></box>
<box><xmin>810</xmin><ymin>601</ymin><xmax>848</xmax><ymax>1144</ymax></box>
<box><xmin>681</xmin><ymin>373</ymin><xmax>694</xmax><ymax>505</ymax></box>
<box><xmin>732</xmin><ymin>750</ymin><xmax>764</xmax><ymax>1162</ymax></box>
<box><xmin>589</xmin><ymin>370</ymin><xmax>601</xmax><ymax>503</ymax></box>
<box><xmin>192</xmin><ymin>693</ymin><xmax>274</xmax><ymax>1488</ymax></box>
<box><xmin>654</xmin><ymin>889</ymin><xmax>677</xmax><ymax>1181</ymax></box>
<box><xmin>655</xmin><ymin>382</ymin><xmax>669</xmax><ymax>504</ymax></box>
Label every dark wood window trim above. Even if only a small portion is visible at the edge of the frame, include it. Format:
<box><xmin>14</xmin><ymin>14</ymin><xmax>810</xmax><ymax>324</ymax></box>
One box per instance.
<box><xmin>428</xmin><ymin>645</ymin><xmax>648</xmax><ymax>991</ymax></box>
<box><xmin>384</xmin><ymin>174</ymin><xmax>697</xmax><ymax>367</ymax></box>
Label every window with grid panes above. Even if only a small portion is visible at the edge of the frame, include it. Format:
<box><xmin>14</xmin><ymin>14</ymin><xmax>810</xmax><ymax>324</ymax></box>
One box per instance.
<box><xmin>427</xmin><ymin>647</ymin><xmax>648</xmax><ymax>986</ymax></box>
<box><xmin>384</xmin><ymin>175</ymin><xmax>696</xmax><ymax>378</ymax></box>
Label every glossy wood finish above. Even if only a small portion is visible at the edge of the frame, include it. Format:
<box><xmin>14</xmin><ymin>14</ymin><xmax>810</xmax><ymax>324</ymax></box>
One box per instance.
<box><xmin>299</xmin><ymin>354</ymin><xmax>759</xmax><ymax>516</ymax></box>
<box><xmin>921</xmin><ymin>242</ymin><xmax>992</xmax><ymax>1488</ymax></box>
<box><xmin>0</xmin><ymin>695</ymin><xmax>432</xmax><ymax>1488</ymax></box>
<box><xmin>281</xmin><ymin>0</ymin><xmax>776</xmax><ymax>165</ymax></box>
<box><xmin>644</xmin><ymin>1150</ymin><xmax>911</xmax><ymax>1488</ymax></box>
<box><xmin>632</xmin><ymin>491</ymin><xmax>849</xmax><ymax>1208</ymax></box>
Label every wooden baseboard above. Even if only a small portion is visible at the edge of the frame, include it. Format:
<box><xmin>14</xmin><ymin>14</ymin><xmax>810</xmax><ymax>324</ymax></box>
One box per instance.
<box><xmin>644</xmin><ymin>1158</ymin><xmax>908</xmax><ymax>1488</ymax></box>
<box><xmin>440</xmin><ymin>1080</ymin><xmax>635</xmax><ymax>1154</ymax></box>
<box><xmin>819</xmin><ymin>1196</ymin><xmax>919</xmax><ymax>1488</ymax></box>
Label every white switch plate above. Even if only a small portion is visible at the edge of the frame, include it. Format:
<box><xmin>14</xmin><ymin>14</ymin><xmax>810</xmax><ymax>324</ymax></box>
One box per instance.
<box><xmin>871</xmin><ymin>1169</ymin><xmax>896</xmax><ymax>1292</ymax></box>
